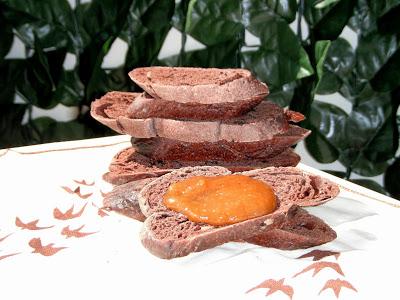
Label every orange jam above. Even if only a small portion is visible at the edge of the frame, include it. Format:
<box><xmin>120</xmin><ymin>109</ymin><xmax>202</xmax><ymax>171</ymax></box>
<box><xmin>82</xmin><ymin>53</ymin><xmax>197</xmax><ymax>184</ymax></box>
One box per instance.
<box><xmin>163</xmin><ymin>175</ymin><xmax>276</xmax><ymax>226</ymax></box>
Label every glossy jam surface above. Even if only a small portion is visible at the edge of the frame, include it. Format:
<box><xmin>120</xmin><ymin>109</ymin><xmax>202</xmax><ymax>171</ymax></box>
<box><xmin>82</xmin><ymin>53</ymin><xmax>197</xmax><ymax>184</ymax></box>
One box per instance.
<box><xmin>163</xmin><ymin>175</ymin><xmax>277</xmax><ymax>226</ymax></box>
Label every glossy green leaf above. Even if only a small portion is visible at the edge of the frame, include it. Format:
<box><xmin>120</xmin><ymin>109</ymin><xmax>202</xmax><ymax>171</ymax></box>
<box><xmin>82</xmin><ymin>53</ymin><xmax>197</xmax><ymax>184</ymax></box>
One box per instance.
<box><xmin>0</xmin><ymin>15</ymin><xmax>13</xmax><ymax>61</ymax></box>
<box><xmin>384</xmin><ymin>157</ymin><xmax>400</xmax><ymax>200</ymax></box>
<box><xmin>265</xmin><ymin>0</ymin><xmax>298</xmax><ymax>23</ymax></box>
<box><xmin>268</xmin><ymin>81</ymin><xmax>296</xmax><ymax>107</ymax></box>
<box><xmin>0</xmin><ymin>60</ymin><xmax>25</xmax><ymax>104</ymax></box>
<box><xmin>370</xmin><ymin>49</ymin><xmax>400</xmax><ymax>92</ymax></box>
<box><xmin>356</xmin><ymin>32</ymin><xmax>399</xmax><ymax>81</ymax></box>
<box><xmin>348</xmin><ymin>0</ymin><xmax>377</xmax><ymax>36</ymax></box>
<box><xmin>0</xmin><ymin>104</ymin><xmax>29</xmax><ymax>148</ymax></box>
<box><xmin>347</xmin><ymin>152</ymin><xmax>388</xmax><ymax>177</ymax></box>
<box><xmin>315</xmin><ymin>0</ymin><xmax>340</xmax><ymax>9</ymax></box>
<box><xmin>322</xmin><ymin>170</ymin><xmax>346</xmax><ymax>178</ymax></box>
<box><xmin>314</xmin><ymin>40</ymin><xmax>331</xmax><ymax>93</ymax></box>
<box><xmin>30</xmin><ymin>117</ymin><xmax>96</xmax><ymax>144</ymax></box>
<box><xmin>317</xmin><ymin>38</ymin><xmax>355</xmax><ymax>94</ymax></box>
<box><xmin>53</xmin><ymin>70</ymin><xmax>85</xmax><ymax>107</ymax></box>
<box><xmin>377</xmin><ymin>4</ymin><xmax>400</xmax><ymax>34</ymax></box>
<box><xmin>297</xmin><ymin>47</ymin><xmax>314</xmax><ymax>79</ymax></box>
<box><xmin>185</xmin><ymin>0</ymin><xmax>243</xmax><ymax>46</ymax></box>
<box><xmin>2</xmin><ymin>0</ymin><xmax>81</xmax><ymax>52</ymax></box>
<box><xmin>350</xmin><ymin>179</ymin><xmax>388</xmax><ymax>195</ymax></box>
<box><xmin>243</xmin><ymin>7</ymin><xmax>304</xmax><ymax>88</ymax></box>
<box><xmin>162</xmin><ymin>40</ymin><xmax>240</xmax><ymax>68</ymax></box>
<box><xmin>17</xmin><ymin>44</ymin><xmax>67</xmax><ymax>109</ymax></box>
<box><xmin>305</xmin><ymin>101</ymin><xmax>347</xmax><ymax>163</ymax></box>
<box><xmin>305</xmin><ymin>0</ymin><xmax>357</xmax><ymax>40</ymax></box>
<box><xmin>121</xmin><ymin>0</ymin><xmax>174</xmax><ymax>70</ymax></box>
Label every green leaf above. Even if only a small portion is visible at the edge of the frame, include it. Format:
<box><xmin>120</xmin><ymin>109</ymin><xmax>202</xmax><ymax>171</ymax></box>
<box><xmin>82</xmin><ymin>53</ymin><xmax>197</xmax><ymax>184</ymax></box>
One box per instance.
<box><xmin>316</xmin><ymin>38</ymin><xmax>355</xmax><ymax>94</ymax></box>
<box><xmin>305</xmin><ymin>0</ymin><xmax>357</xmax><ymax>40</ymax></box>
<box><xmin>377</xmin><ymin>4</ymin><xmax>400</xmax><ymax>34</ymax></box>
<box><xmin>348</xmin><ymin>0</ymin><xmax>377</xmax><ymax>36</ymax></box>
<box><xmin>30</xmin><ymin>117</ymin><xmax>96</xmax><ymax>143</ymax></box>
<box><xmin>370</xmin><ymin>48</ymin><xmax>400</xmax><ymax>92</ymax></box>
<box><xmin>0</xmin><ymin>14</ymin><xmax>13</xmax><ymax>61</ymax></box>
<box><xmin>185</xmin><ymin>0</ymin><xmax>243</xmax><ymax>46</ymax></box>
<box><xmin>3</xmin><ymin>0</ymin><xmax>82</xmax><ymax>53</ymax></box>
<box><xmin>297</xmin><ymin>47</ymin><xmax>314</xmax><ymax>79</ymax></box>
<box><xmin>268</xmin><ymin>81</ymin><xmax>296</xmax><ymax>107</ymax></box>
<box><xmin>161</xmin><ymin>40</ymin><xmax>240</xmax><ymax>68</ymax></box>
<box><xmin>384</xmin><ymin>157</ymin><xmax>400</xmax><ymax>200</ymax></box>
<box><xmin>322</xmin><ymin>170</ymin><xmax>346</xmax><ymax>178</ymax></box>
<box><xmin>17</xmin><ymin>44</ymin><xmax>67</xmax><ymax>109</ymax></box>
<box><xmin>243</xmin><ymin>7</ymin><xmax>304</xmax><ymax>88</ymax></box>
<box><xmin>315</xmin><ymin>0</ymin><xmax>341</xmax><ymax>9</ymax></box>
<box><xmin>0</xmin><ymin>103</ymin><xmax>29</xmax><ymax>148</ymax></box>
<box><xmin>53</xmin><ymin>70</ymin><xmax>84</xmax><ymax>107</ymax></box>
<box><xmin>262</xmin><ymin>0</ymin><xmax>298</xmax><ymax>23</ymax></box>
<box><xmin>0</xmin><ymin>59</ymin><xmax>25</xmax><ymax>104</ymax></box>
<box><xmin>356</xmin><ymin>32</ymin><xmax>399</xmax><ymax>81</ymax></box>
<box><xmin>305</xmin><ymin>101</ymin><xmax>347</xmax><ymax>163</ymax></box>
<box><xmin>350</xmin><ymin>179</ymin><xmax>388</xmax><ymax>195</ymax></box>
<box><xmin>121</xmin><ymin>0</ymin><xmax>174</xmax><ymax>70</ymax></box>
<box><xmin>314</xmin><ymin>40</ymin><xmax>331</xmax><ymax>93</ymax></box>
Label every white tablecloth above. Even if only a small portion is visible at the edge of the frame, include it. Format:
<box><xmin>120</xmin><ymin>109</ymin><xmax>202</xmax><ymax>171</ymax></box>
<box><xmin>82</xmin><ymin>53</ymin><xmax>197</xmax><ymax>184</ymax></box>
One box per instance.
<box><xmin>1</xmin><ymin>135</ymin><xmax>399</xmax><ymax>300</ymax></box>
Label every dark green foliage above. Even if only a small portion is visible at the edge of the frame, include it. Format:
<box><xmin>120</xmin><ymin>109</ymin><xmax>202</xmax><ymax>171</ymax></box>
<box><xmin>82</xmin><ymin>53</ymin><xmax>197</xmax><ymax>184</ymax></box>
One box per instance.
<box><xmin>0</xmin><ymin>0</ymin><xmax>399</xmax><ymax>199</ymax></box>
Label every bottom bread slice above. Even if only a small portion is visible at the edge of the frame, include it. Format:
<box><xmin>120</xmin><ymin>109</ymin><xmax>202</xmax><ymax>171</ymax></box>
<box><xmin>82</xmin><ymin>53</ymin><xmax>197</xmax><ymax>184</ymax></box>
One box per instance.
<box><xmin>103</xmin><ymin>147</ymin><xmax>300</xmax><ymax>185</ymax></box>
<box><xmin>134</xmin><ymin>166</ymin><xmax>339</xmax><ymax>259</ymax></box>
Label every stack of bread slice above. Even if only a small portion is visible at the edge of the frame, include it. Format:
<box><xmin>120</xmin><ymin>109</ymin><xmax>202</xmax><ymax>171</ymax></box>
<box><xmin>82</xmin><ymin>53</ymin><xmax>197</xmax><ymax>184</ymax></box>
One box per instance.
<box><xmin>91</xmin><ymin>67</ymin><xmax>310</xmax><ymax>185</ymax></box>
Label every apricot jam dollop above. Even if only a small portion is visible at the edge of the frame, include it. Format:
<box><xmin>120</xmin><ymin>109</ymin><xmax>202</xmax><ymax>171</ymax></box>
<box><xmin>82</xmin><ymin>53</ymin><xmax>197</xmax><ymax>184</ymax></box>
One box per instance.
<box><xmin>162</xmin><ymin>175</ymin><xmax>277</xmax><ymax>226</ymax></box>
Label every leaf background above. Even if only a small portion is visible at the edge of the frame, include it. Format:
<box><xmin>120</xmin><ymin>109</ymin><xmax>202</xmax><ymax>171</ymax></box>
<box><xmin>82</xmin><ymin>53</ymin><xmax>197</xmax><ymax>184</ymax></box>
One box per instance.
<box><xmin>0</xmin><ymin>0</ymin><xmax>399</xmax><ymax>198</ymax></box>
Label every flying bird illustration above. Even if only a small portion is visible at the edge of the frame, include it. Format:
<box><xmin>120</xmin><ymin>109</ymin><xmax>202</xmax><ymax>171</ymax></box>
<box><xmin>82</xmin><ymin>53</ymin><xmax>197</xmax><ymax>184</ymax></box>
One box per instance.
<box><xmin>53</xmin><ymin>203</ymin><xmax>87</xmax><ymax>220</ymax></box>
<box><xmin>297</xmin><ymin>250</ymin><xmax>340</xmax><ymax>261</ymax></box>
<box><xmin>246</xmin><ymin>278</ymin><xmax>293</xmax><ymax>299</ymax></box>
<box><xmin>15</xmin><ymin>217</ymin><xmax>54</xmax><ymax>230</ymax></box>
<box><xmin>29</xmin><ymin>237</ymin><xmax>67</xmax><ymax>256</ymax></box>
<box><xmin>0</xmin><ymin>232</ymin><xmax>12</xmax><ymax>242</ymax></box>
<box><xmin>61</xmin><ymin>225</ymin><xmax>97</xmax><ymax>238</ymax></box>
<box><xmin>319</xmin><ymin>278</ymin><xmax>357</xmax><ymax>298</ymax></box>
<box><xmin>73</xmin><ymin>179</ymin><xmax>95</xmax><ymax>186</ymax></box>
<box><xmin>61</xmin><ymin>186</ymin><xmax>92</xmax><ymax>199</ymax></box>
<box><xmin>0</xmin><ymin>252</ymin><xmax>20</xmax><ymax>261</ymax></box>
<box><xmin>293</xmin><ymin>261</ymin><xmax>344</xmax><ymax>278</ymax></box>
<box><xmin>92</xmin><ymin>202</ymin><xmax>109</xmax><ymax>217</ymax></box>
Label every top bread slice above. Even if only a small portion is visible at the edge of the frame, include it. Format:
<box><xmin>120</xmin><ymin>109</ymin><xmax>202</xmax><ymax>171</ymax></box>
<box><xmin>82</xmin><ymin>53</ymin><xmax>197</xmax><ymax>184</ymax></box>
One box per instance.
<box><xmin>129</xmin><ymin>67</ymin><xmax>269</xmax><ymax>104</ymax></box>
<box><xmin>137</xmin><ymin>166</ymin><xmax>339</xmax><ymax>259</ymax></box>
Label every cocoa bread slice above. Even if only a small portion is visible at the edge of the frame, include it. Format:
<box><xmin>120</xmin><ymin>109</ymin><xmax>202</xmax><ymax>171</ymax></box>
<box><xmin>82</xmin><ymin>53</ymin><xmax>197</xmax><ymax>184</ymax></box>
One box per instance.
<box><xmin>138</xmin><ymin>166</ymin><xmax>339</xmax><ymax>259</ymax></box>
<box><xmin>90</xmin><ymin>91</ymin><xmax>140</xmax><ymax>133</ymax></box>
<box><xmin>129</xmin><ymin>67</ymin><xmax>268</xmax><ymax>104</ymax></box>
<box><xmin>103</xmin><ymin>182</ymin><xmax>336</xmax><ymax>251</ymax></box>
<box><xmin>246</xmin><ymin>205</ymin><xmax>337</xmax><ymax>250</ymax></box>
<box><xmin>127</xmin><ymin>92</ymin><xmax>264</xmax><ymax>120</ymax></box>
<box><xmin>118</xmin><ymin>101</ymin><xmax>292</xmax><ymax>142</ymax></box>
<box><xmin>131</xmin><ymin>125</ymin><xmax>310</xmax><ymax>162</ymax></box>
<box><xmin>102</xmin><ymin>178</ymin><xmax>154</xmax><ymax>221</ymax></box>
<box><xmin>103</xmin><ymin>147</ymin><xmax>300</xmax><ymax>185</ymax></box>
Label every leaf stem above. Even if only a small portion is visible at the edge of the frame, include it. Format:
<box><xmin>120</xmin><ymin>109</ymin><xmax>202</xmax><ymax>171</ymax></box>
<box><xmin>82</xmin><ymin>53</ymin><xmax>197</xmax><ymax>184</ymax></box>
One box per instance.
<box><xmin>345</xmin><ymin>166</ymin><xmax>352</xmax><ymax>180</ymax></box>
<box><xmin>297</xmin><ymin>0</ymin><xmax>304</xmax><ymax>41</ymax></box>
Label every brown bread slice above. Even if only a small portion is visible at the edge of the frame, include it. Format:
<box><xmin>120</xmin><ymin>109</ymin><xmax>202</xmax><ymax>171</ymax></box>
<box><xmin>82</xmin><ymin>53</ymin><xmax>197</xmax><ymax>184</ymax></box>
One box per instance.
<box><xmin>91</xmin><ymin>91</ymin><xmax>304</xmax><ymax>143</ymax></box>
<box><xmin>131</xmin><ymin>125</ymin><xmax>310</xmax><ymax>161</ymax></box>
<box><xmin>102</xmin><ymin>147</ymin><xmax>301</xmax><ymax>185</ymax></box>
<box><xmin>90</xmin><ymin>91</ymin><xmax>140</xmax><ymax>133</ymax></box>
<box><xmin>127</xmin><ymin>92</ymin><xmax>264</xmax><ymax>120</ymax></box>
<box><xmin>102</xmin><ymin>178</ymin><xmax>154</xmax><ymax>221</ymax></box>
<box><xmin>138</xmin><ymin>166</ymin><xmax>339</xmax><ymax>259</ymax></box>
<box><xmin>246</xmin><ymin>205</ymin><xmax>337</xmax><ymax>250</ymax></box>
<box><xmin>118</xmin><ymin>100</ymin><xmax>291</xmax><ymax>142</ymax></box>
<box><xmin>129</xmin><ymin>67</ymin><xmax>268</xmax><ymax>104</ymax></box>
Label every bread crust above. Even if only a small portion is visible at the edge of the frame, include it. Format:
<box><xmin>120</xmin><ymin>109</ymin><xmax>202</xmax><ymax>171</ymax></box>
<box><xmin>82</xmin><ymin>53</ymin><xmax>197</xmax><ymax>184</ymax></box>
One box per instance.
<box><xmin>129</xmin><ymin>67</ymin><xmax>269</xmax><ymax>104</ymax></box>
